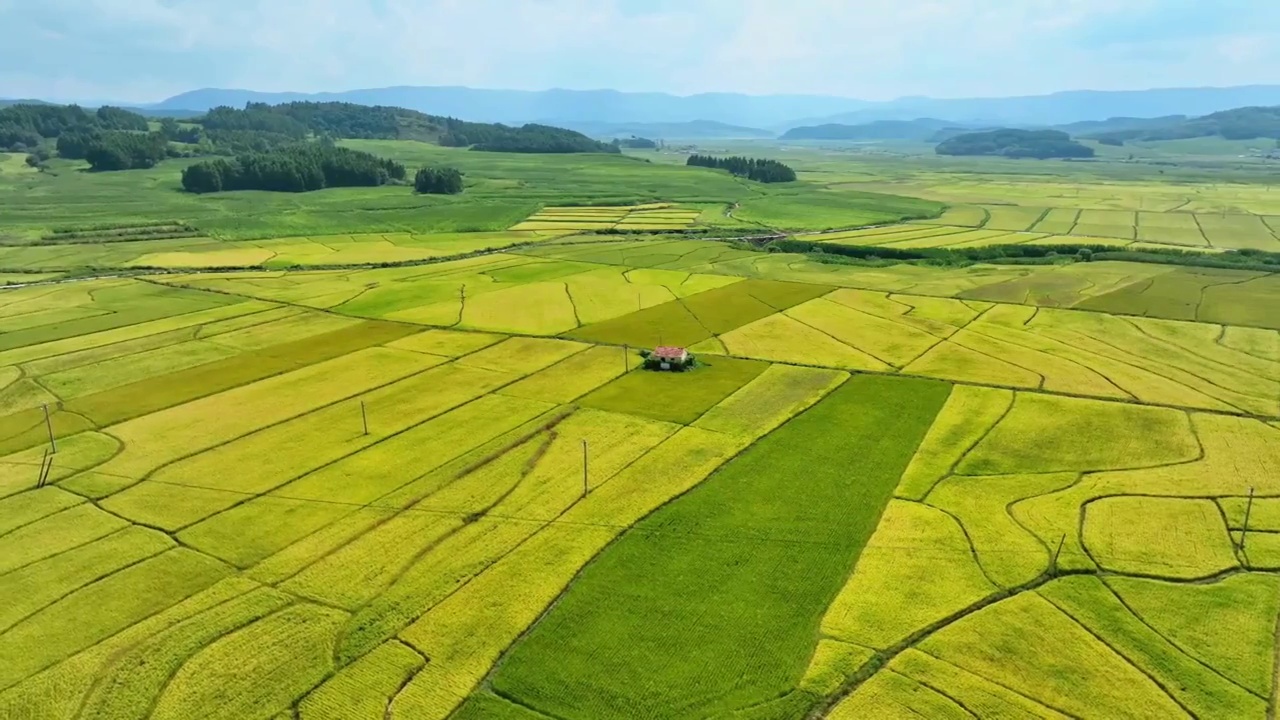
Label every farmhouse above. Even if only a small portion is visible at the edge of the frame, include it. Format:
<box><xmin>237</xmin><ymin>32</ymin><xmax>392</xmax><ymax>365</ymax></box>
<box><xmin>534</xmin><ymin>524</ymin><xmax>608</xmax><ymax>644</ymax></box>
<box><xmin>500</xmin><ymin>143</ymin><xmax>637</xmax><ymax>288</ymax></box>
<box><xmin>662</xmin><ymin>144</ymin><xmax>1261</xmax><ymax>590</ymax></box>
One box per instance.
<box><xmin>646</xmin><ymin>346</ymin><xmax>692</xmax><ymax>371</ymax></box>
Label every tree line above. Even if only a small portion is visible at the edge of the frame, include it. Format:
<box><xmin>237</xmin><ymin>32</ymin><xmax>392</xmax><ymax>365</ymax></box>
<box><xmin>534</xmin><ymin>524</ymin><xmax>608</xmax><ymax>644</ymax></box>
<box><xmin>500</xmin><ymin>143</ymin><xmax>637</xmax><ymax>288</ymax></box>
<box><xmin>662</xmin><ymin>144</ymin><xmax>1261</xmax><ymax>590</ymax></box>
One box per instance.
<box><xmin>414</xmin><ymin>166</ymin><xmax>464</xmax><ymax>194</ymax></box>
<box><xmin>181</xmin><ymin>144</ymin><xmax>406</xmax><ymax>193</ymax></box>
<box><xmin>935</xmin><ymin>129</ymin><xmax>1095</xmax><ymax>159</ymax></box>
<box><xmin>3</xmin><ymin>99</ymin><xmax>631</xmax><ymax>176</ymax></box>
<box><xmin>686</xmin><ymin>154</ymin><xmax>796</xmax><ymax>183</ymax></box>
<box><xmin>0</xmin><ymin>104</ymin><xmax>149</xmax><ymax>151</ymax></box>
<box><xmin>201</xmin><ymin>102</ymin><xmax>618</xmax><ymax>153</ymax></box>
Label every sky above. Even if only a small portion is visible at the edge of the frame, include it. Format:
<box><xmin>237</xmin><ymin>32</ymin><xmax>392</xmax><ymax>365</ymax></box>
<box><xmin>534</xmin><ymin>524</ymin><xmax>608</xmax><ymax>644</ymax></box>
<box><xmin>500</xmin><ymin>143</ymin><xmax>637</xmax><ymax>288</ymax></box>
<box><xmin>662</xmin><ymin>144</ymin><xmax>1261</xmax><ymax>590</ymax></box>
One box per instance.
<box><xmin>2</xmin><ymin>0</ymin><xmax>1278</xmax><ymax>104</ymax></box>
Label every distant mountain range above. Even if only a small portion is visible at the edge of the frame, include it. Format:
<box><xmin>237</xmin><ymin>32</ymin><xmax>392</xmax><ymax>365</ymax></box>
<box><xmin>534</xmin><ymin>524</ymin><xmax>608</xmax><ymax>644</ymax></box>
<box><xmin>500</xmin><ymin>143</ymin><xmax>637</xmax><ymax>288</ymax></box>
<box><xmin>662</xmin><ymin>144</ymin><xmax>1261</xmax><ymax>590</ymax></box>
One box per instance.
<box><xmin>129</xmin><ymin>84</ymin><xmax>1280</xmax><ymax>131</ymax></box>
<box><xmin>7</xmin><ymin>84</ymin><xmax>1280</xmax><ymax>141</ymax></box>
<box><xmin>145</xmin><ymin>87</ymin><xmax>870</xmax><ymax>130</ymax></box>
<box><xmin>555</xmin><ymin>119</ymin><xmax>774</xmax><ymax>140</ymax></box>
<box><xmin>780</xmin><ymin>119</ymin><xmax>978</xmax><ymax>142</ymax></box>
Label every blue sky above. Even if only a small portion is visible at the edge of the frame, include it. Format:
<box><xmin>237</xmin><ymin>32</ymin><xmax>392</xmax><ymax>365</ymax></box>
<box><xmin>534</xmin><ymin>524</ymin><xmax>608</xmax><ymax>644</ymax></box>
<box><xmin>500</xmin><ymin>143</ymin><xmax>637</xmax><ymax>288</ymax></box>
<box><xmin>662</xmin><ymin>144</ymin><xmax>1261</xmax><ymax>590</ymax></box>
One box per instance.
<box><xmin>1</xmin><ymin>0</ymin><xmax>1277</xmax><ymax>103</ymax></box>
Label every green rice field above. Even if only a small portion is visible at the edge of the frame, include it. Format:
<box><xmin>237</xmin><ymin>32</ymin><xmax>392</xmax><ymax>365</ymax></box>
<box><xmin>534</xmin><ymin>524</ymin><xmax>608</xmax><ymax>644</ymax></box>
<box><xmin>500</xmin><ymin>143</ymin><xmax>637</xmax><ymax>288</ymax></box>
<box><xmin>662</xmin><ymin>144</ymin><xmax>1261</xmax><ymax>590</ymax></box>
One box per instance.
<box><xmin>1</xmin><ymin>136</ymin><xmax>1279</xmax><ymax>719</ymax></box>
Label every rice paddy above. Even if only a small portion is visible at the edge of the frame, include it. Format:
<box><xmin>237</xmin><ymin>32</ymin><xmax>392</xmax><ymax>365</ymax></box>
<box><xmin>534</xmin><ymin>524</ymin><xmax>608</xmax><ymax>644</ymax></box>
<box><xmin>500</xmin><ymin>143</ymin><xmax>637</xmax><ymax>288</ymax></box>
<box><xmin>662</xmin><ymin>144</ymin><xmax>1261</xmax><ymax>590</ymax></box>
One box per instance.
<box><xmin>509</xmin><ymin>204</ymin><xmax>702</xmax><ymax>232</ymax></box>
<box><xmin>2</xmin><ymin>137</ymin><xmax>1279</xmax><ymax>719</ymax></box>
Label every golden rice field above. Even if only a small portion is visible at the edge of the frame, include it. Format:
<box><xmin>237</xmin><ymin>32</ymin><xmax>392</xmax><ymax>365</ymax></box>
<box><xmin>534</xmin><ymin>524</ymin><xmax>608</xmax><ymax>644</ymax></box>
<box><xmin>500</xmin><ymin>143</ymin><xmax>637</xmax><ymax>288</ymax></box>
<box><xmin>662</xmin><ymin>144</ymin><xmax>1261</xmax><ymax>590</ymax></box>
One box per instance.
<box><xmin>862</xmin><ymin>182</ymin><xmax>1280</xmax><ymax>251</ymax></box>
<box><xmin>2</xmin><ymin>226</ymin><xmax>1278</xmax><ymax>719</ymax></box>
<box><xmin>0</xmin><ymin>231</ymin><xmax>576</xmax><ymax>271</ymax></box>
<box><xmin>509</xmin><ymin>203</ymin><xmax>702</xmax><ymax>232</ymax></box>
<box><xmin>817</xmin><ymin>205</ymin><xmax>1280</xmax><ymax>252</ymax></box>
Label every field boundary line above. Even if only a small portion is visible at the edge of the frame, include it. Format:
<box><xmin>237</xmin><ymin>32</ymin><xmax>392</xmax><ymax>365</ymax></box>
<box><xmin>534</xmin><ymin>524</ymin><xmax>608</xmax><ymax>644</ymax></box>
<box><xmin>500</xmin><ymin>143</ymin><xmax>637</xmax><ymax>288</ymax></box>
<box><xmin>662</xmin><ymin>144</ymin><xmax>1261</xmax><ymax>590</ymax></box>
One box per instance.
<box><xmin>561</xmin><ymin>282</ymin><xmax>582</xmax><ymax>329</ymax></box>
<box><xmin>913</xmin><ymin>647</ymin><xmax>1068</xmax><ymax>717</ymax></box>
<box><xmin>382</xmin><ymin>640</ymin><xmax>431</xmax><ymax>720</ymax></box>
<box><xmin>918</xmin><ymin>499</ymin><xmax>1002</xmax><ymax>589</ymax></box>
<box><xmin>1036</xmin><ymin>325</ymin><xmax>1247</xmax><ymax>412</ymax></box>
<box><xmin>686</xmin><ymin>341</ymin><xmax>1280</xmax><ymax>422</ymax></box>
<box><xmin>1039</xmin><ymin>589</ymin><xmax>1198</xmax><ymax>716</ymax></box>
<box><xmin>155</xmin><ymin>345</ymin><xmax>582</xmax><ymax>536</ymax></box>
<box><xmin>945</xmin><ymin>330</ymin><xmax>1049</xmax><ymax>391</ymax></box>
<box><xmin>1192</xmin><ymin>271</ymin><xmax>1273</xmax><ymax>325</ymax></box>
<box><xmin>1096</xmin><ymin>575</ymin><xmax>1267</xmax><ymax>699</ymax></box>
<box><xmin>894</xmin><ymin>666</ymin><xmax>984</xmax><ymax>718</ymax></box>
<box><xmin>915</xmin><ymin>389</ymin><xmax>1016</xmax><ymax>503</ymax></box>
<box><xmin>1270</xmin><ymin>598</ymin><xmax>1280</xmax><ymax>719</ymax></box>
<box><xmin>815</xmin><ymin>566</ymin><xmax>1265</xmax><ymax>720</ymax></box>
<box><xmin>781</xmin><ymin>311</ymin><xmax>894</xmax><ymax>371</ymax></box>
<box><xmin>139</xmin><ymin>597</ymin><xmax>310</xmax><ymax>720</ymax></box>
<box><xmin>64</xmin><ymin>580</ymin><xmax>266</xmax><ymax>720</ymax></box>
<box><xmin>1119</xmin><ymin>316</ymin><xmax>1280</xmax><ymax>390</ymax></box>
<box><xmin>1043</xmin><ymin>323</ymin><xmax>1266</xmax><ymax>415</ymax></box>
<box><xmin>965</xmin><ymin>324</ymin><xmax>1137</xmax><ymax>402</ymax></box>
<box><xmin>351</xmin><ymin>413</ymin><xmax>685</xmax><ymax>662</ymax></box>
<box><xmin>326</xmin><ymin>426</ymin><xmax>566</xmax><ymax>657</ymax></box>
<box><xmin>0</xmin><ymin>527</ymin><xmax>170</xmax><ymax>633</ymax></box>
<box><xmin>61</xmin><ymin>345</ymin><xmax>468</xmax><ymax>508</ymax></box>
<box><xmin>1192</xmin><ymin>214</ymin><xmax>1215</xmax><ymax>248</ymax></box>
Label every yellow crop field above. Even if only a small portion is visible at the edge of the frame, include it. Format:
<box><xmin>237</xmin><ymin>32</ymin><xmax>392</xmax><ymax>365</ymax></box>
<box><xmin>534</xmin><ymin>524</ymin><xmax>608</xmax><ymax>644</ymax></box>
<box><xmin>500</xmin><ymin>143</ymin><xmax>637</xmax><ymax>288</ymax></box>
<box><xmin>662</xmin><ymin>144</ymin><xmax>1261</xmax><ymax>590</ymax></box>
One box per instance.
<box><xmin>511</xmin><ymin>204</ymin><xmax>698</xmax><ymax>232</ymax></box>
<box><xmin>912</xmin><ymin>204</ymin><xmax>988</xmax><ymax>227</ymax></box>
<box><xmin>904</xmin><ymin>339</ymin><xmax>1042</xmax><ymax>388</ymax></box>
<box><xmin>895</xmin><ymin>385</ymin><xmax>1012</xmax><ymax>500</ymax></box>
<box><xmin>457</xmin><ymin>336</ymin><xmax>588</xmax><ymax>374</ymax></box>
<box><xmin>889</xmin><ymin>649</ymin><xmax>1073</xmax><ymax>718</ymax></box>
<box><xmin>0</xmin><ymin>526</ymin><xmax>173</xmax><ymax>634</ymax></box>
<box><xmin>150</xmin><ymin>603</ymin><xmax>345</xmax><ymax>720</ymax></box>
<box><xmin>460</xmin><ymin>281</ymin><xmax>580</xmax><ymax>334</ymax></box>
<box><xmin>819</xmin><ymin>501</ymin><xmax>995</xmax><ymax>649</ymax></box>
<box><xmin>1083</xmin><ymin>496</ymin><xmax>1238</xmax><ymax>578</ymax></box>
<box><xmin>959</xmin><ymin>393</ymin><xmax>1199</xmax><ymax>474</ymax></box>
<box><xmin>386</xmin><ymin>328</ymin><xmax>504</xmax><ymax>357</ymax></box>
<box><xmin>693</xmin><ymin>364</ymin><xmax>845</xmax><ymax>438</ymax></box>
<box><xmin>1108</xmin><ymin>573</ymin><xmax>1280</xmax><ymax>697</ymax></box>
<box><xmin>827</xmin><ymin>670</ymin><xmax>972</xmax><ymax>719</ymax></box>
<box><xmin>785</xmin><ymin>298</ymin><xmax>944</xmax><ymax>367</ymax></box>
<box><xmin>496</xmin><ymin>345</ymin><xmax>630</xmax><ymax>403</ymax></box>
<box><xmin>985</xmin><ymin>205</ymin><xmax>1048</xmax><ymax>231</ymax></box>
<box><xmin>719</xmin><ymin>313</ymin><xmax>889</xmax><ymax>371</ymax></box>
<box><xmin>1031</xmin><ymin>207</ymin><xmax>1080</xmax><ymax>234</ymax></box>
<box><xmin>66</xmin><ymin>346</ymin><xmax>435</xmax><ymax>498</ymax></box>
<box><xmin>929</xmin><ymin>472</ymin><xmax>1078</xmax><ymax>587</ymax></box>
<box><xmin>920</xmin><ymin>593</ymin><xmax>1185</xmax><ymax>717</ymax></box>
<box><xmin>299</xmin><ymin>640</ymin><xmax>425</xmax><ymax>720</ymax></box>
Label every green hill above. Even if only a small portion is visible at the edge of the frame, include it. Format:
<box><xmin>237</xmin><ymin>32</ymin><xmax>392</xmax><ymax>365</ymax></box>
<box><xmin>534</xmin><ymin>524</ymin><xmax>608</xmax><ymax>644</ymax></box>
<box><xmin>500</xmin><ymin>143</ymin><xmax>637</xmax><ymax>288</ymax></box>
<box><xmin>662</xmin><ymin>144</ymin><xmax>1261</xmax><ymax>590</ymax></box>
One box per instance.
<box><xmin>936</xmin><ymin>128</ymin><xmax>1095</xmax><ymax>159</ymax></box>
<box><xmin>1089</xmin><ymin>106</ymin><xmax>1280</xmax><ymax>143</ymax></box>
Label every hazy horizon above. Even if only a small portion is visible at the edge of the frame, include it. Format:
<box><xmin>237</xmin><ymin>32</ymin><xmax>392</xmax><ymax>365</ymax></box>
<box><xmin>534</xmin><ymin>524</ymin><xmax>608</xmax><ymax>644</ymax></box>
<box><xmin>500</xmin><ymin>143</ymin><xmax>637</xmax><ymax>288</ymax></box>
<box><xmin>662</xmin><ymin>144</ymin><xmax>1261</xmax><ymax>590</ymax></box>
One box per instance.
<box><xmin>3</xmin><ymin>0</ymin><xmax>1277</xmax><ymax>105</ymax></box>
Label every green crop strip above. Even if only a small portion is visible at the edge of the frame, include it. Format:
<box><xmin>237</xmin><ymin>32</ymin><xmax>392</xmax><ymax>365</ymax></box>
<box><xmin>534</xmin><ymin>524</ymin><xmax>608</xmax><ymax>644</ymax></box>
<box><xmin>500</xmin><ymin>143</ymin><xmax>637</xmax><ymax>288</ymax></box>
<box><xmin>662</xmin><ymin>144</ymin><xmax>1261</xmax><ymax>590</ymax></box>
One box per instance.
<box><xmin>464</xmin><ymin>374</ymin><xmax>952</xmax><ymax>719</ymax></box>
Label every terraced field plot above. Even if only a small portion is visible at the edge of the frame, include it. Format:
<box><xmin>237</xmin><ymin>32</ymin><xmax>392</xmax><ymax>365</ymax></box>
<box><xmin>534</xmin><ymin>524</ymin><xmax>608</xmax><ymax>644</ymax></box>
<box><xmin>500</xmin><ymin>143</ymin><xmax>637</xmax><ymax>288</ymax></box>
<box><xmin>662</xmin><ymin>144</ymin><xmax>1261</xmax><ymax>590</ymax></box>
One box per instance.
<box><xmin>3</xmin><ymin>233</ymin><xmax>1279</xmax><ymax>720</ymax></box>
<box><xmin>899</xmin><ymin>197</ymin><xmax>1279</xmax><ymax>250</ymax></box>
<box><xmin>509</xmin><ymin>203</ymin><xmax>701</xmax><ymax>232</ymax></box>
<box><xmin>802</xmin><ymin>222</ymin><xmax>1213</xmax><ymax>253</ymax></box>
<box><xmin>0</xmin><ymin>230</ymin><xmax>574</xmax><ymax>271</ymax></box>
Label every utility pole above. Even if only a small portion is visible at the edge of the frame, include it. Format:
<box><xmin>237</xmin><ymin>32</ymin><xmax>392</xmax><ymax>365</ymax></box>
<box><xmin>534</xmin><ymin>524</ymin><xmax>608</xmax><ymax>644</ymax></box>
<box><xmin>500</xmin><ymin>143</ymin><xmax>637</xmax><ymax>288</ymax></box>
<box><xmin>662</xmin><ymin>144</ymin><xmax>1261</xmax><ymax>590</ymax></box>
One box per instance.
<box><xmin>582</xmin><ymin>440</ymin><xmax>589</xmax><ymax>499</ymax></box>
<box><xmin>1051</xmin><ymin>534</ymin><xmax>1066</xmax><ymax>577</ymax></box>
<box><xmin>1241</xmin><ymin>487</ymin><xmax>1256</xmax><ymax>550</ymax></box>
<box><xmin>42</xmin><ymin>404</ymin><xmax>56</xmax><ymax>453</ymax></box>
<box><xmin>360</xmin><ymin>400</ymin><xmax>369</xmax><ymax>436</ymax></box>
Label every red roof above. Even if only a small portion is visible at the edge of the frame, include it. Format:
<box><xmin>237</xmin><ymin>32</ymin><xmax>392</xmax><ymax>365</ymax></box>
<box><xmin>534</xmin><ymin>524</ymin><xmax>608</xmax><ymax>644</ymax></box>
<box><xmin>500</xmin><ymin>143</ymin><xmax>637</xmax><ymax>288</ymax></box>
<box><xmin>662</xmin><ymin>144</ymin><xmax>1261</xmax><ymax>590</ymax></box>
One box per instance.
<box><xmin>652</xmin><ymin>346</ymin><xmax>687</xmax><ymax>359</ymax></box>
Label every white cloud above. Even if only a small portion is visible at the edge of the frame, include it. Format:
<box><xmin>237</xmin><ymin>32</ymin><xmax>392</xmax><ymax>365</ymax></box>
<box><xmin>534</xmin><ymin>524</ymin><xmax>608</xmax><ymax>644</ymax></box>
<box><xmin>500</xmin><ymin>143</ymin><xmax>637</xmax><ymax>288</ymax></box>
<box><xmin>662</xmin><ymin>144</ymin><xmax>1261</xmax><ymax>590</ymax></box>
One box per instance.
<box><xmin>1</xmin><ymin>0</ymin><xmax>1278</xmax><ymax>102</ymax></box>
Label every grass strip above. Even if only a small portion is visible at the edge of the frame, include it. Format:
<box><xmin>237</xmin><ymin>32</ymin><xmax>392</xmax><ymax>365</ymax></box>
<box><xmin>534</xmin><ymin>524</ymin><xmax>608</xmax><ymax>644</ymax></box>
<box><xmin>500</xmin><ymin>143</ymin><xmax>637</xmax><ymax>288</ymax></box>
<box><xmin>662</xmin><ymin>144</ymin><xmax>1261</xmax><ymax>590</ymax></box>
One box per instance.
<box><xmin>472</xmin><ymin>374</ymin><xmax>951</xmax><ymax>719</ymax></box>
